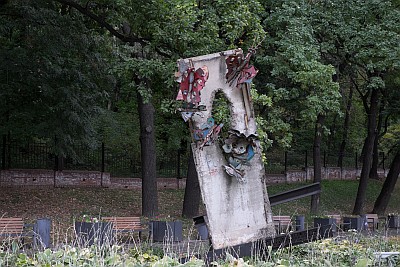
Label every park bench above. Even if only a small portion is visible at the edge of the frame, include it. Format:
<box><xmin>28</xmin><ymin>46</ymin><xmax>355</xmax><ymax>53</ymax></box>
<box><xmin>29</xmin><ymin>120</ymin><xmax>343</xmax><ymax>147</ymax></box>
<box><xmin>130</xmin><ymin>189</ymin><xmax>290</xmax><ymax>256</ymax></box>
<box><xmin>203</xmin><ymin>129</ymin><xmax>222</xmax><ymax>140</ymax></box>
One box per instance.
<box><xmin>272</xmin><ymin>216</ymin><xmax>292</xmax><ymax>234</ymax></box>
<box><xmin>102</xmin><ymin>217</ymin><xmax>149</xmax><ymax>240</ymax></box>
<box><xmin>0</xmin><ymin>217</ymin><xmax>33</xmax><ymax>242</ymax></box>
<box><xmin>365</xmin><ymin>213</ymin><xmax>379</xmax><ymax>231</ymax></box>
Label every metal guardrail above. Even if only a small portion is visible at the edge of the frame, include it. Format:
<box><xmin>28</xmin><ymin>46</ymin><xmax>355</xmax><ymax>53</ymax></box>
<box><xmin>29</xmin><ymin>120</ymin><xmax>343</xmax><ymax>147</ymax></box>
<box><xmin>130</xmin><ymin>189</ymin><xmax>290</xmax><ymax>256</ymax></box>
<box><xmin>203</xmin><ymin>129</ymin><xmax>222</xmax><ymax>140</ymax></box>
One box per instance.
<box><xmin>269</xmin><ymin>182</ymin><xmax>321</xmax><ymax>206</ymax></box>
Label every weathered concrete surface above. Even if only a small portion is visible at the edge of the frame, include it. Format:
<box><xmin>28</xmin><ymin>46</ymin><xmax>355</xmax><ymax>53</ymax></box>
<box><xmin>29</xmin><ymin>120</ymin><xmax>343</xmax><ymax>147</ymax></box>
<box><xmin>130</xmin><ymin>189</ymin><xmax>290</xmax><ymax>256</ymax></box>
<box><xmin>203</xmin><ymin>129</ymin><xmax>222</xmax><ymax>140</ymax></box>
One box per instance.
<box><xmin>183</xmin><ymin>50</ymin><xmax>275</xmax><ymax>249</ymax></box>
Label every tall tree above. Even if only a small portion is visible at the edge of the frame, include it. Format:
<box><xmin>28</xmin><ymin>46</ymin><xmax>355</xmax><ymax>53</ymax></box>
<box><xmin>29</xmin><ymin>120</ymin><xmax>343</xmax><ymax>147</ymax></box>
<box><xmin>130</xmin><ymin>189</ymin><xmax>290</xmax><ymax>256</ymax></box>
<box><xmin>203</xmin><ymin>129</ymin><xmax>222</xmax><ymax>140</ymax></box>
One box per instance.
<box><xmin>369</xmin><ymin>104</ymin><xmax>385</xmax><ymax>180</ymax></box>
<box><xmin>273</xmin><ymin>0</ymin><xmax>400</xmax><ymax>214</ymax></box>
<box><xmin>353</xmin><ymin>86</ymin><xmax>380</xmax><ymax>214</ymax></box>
<box><xmin>0</xmin><ymin>0</ymin><xmax>113</xmax><ymax>156</ymax></box>
<box><xmin>342</xmin><ymin>0</ymin><xmax>400</xmax><ymax>214</ymax></box>
<box><xmin>372</xmin><ymin>70</ymin><xmax>400</xmax><ymax>214</ymax></box>
<box><xmin>261</xmin><ymin>1</ymin><xmax>341</xmax><ymax>213</ymax></box>
<box><xmin>16</xmin><ymin>0</ymin><xmax>164</xmax><ymax>215</ymax></box>
<box><xmin>52</xmin><ymin>0</ymin><xmax>268</xmax><ymax>216</ymax></box>
<box><xmin>310</xmin><ymin>114</ymin><xmax>325</xmax><ymax>214</ymax></box>
<box><xmin>138</xmin><ymin>90</ymin><xmax>158</xmax><ymax>216</ymax></box>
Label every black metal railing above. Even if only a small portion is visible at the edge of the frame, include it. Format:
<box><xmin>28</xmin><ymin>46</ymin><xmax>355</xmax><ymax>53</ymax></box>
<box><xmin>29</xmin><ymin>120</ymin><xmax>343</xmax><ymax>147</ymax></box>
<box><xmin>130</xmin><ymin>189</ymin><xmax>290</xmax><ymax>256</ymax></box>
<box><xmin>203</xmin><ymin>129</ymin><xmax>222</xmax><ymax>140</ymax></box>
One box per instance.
<box><xmin>0</xmin><ymin>140</ymin><xmax>189</xmax><ymax>178</ymax></box>
<box><xmin>0</xmin><ymin>139</ymin><xmax>393</xmax><ymax>178</ymax></box>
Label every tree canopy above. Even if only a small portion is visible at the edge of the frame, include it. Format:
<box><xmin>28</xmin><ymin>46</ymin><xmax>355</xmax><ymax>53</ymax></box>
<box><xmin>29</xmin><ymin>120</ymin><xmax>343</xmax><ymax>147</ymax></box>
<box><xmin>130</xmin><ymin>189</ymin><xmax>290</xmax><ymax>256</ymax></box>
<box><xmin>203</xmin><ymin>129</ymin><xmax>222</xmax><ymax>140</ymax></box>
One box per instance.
<box><xmin>0</xmin><ymin>0</ymin><xmax>114</xmax><ymax>156</ymax></box>
<box><xmin>1</xmin><ymin>0</ymin><xmax>399</xmax><ymax>216</ymax></box>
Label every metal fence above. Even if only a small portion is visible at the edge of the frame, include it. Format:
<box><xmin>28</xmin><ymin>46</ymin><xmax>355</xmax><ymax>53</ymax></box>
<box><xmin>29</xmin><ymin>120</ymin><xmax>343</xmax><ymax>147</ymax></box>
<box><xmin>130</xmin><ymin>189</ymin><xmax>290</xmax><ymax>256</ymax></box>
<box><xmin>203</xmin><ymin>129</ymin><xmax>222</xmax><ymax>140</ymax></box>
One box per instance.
<box><xmin>105</xmin><ymin>147</ymin><xmax>189</xmax><ymax>178</ymax></box>
<box><xmin>1</xmin><ymin>141</ymin><xmax>55</xmax><ymax>170</ymax></box>
<box><xmin>0</xmin><ymin>141</ymin><xmax>189</xmax><ymax>178</ymax></box>
<box><xmin>264</xmin><ymin>148</ymin><xmax>392</xmax><ymax>174</ymax></box>
<box><xmin>0</xmin><ymin>140</ymin><xmax>393</xmax><ymax>177</ymax></box>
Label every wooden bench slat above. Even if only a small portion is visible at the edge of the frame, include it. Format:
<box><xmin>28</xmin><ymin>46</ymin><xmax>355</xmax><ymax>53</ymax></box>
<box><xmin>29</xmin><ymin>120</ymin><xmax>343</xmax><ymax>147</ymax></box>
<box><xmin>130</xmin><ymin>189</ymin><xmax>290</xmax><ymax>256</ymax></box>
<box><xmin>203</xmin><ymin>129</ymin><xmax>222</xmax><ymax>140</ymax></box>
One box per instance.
<box><xmin>272</xmin><ymin>216</ymin><xmax>291</xmax><ymax>223</ymax></box>
<box><xmin>112</xmin><ymin>225</ymin><xmax>141</xmax><ymax>227</ymax></box>
<box><xmin>272</xmin><ymin>216</ymin><xmax>292</xmax><ymax>233</ymax></box>
<box><xmin>0</xmin><ymin>218</ymin><xmax>24</xmax><ymax>221</ymax></box>
<box><xmin>0</xmin><ymin>218</ymin><xmax>28</xmax><ymax>239</ymax></box>
<box><xmin>1</xmin><ymin>229</ymin><xmax>23</xmax><ymax>231</ymax></box>
<box><xmin>102</xmin><ymin>217</ymin><xmax>140</xmax><ymax>221</ymax></box>
<box><xmin>102</xmin><ymin>217</ymin><xmax>148</xmax><ymax>239</ymax></box>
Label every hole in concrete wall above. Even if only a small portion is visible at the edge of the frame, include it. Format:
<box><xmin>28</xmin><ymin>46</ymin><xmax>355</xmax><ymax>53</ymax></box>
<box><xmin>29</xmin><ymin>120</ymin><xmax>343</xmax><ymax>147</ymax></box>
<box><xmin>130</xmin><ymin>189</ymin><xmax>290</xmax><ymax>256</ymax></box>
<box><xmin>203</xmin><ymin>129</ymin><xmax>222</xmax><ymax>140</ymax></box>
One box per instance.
<box><xmin>82</xmin><ymin>178</ymin><xmax>86</xmax><ymax>181</ymax></box>
<box><xmin>211</xmin><ymin>90</ymin><xmax>232</xmax><ymax>139</ymax></box>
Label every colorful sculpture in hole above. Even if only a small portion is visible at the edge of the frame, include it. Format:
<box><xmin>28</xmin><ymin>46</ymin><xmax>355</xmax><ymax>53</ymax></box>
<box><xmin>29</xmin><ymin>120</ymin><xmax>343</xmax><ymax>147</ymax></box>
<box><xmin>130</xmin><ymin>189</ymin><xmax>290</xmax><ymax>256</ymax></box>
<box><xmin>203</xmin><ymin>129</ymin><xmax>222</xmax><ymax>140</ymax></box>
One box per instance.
<box><xmin>222</xmin><ymin>130</ymin><xmax>257</xmax><ymax>183</ymax></box>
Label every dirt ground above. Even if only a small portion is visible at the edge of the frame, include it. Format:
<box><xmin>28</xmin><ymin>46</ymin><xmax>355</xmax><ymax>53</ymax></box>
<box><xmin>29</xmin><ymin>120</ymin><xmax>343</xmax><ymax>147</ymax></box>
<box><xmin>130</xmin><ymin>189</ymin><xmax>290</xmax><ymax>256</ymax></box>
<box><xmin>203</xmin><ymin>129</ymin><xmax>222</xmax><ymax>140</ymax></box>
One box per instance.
<box><xmin>0</xmin><ymin>187</ymin><xmax>191</xmax><ymax>240</ymax></box>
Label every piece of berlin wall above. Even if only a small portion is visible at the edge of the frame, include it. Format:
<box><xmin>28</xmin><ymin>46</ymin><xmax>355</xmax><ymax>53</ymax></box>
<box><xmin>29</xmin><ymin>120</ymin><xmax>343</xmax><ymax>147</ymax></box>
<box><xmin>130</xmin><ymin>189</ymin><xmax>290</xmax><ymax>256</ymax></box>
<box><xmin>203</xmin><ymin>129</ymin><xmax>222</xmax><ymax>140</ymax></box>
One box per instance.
<box><xmin>176</xmin><ymin>49</ymin><xmax>275</xmax><ymax>249</ymax></box>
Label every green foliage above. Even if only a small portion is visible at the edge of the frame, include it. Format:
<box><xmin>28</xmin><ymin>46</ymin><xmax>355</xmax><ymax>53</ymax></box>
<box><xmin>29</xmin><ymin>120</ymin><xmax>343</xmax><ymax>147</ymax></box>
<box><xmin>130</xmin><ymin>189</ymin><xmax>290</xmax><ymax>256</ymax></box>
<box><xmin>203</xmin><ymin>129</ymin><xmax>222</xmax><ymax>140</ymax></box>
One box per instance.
<box><xmin>252</xmin><ymin>84</ymin><xmax>292</xmax><ymax>154</ymax></box>
<box><xmin>211</xmin><ymin>91</ymin><xmax>232</xmax><ymax>134</ymax></box>
<box><xmin>2</xmin><ymin>0</ymin><xmax>399</xmax><ymax>187</ymax></box>
<box><xmin>264</xmin><ymin>0</ymin><xmax>341</xmax><ymax>121</ymax></box>
<box><xmin>0</xmin><ymin>0</ymin><xmax>115</xmax><ymax>156</ymax></box>
<box><xmin>88</xmin><ymin>0</ymin><xmax>269</xmax><ymax>158</ymax></box>
<box><xmin>94</xmin><ymin>110</ymin><xmax>140</xmax><ymax>152</ymax></box>
<box><xmin>1</xmin><ymin>235</ymin><xmax>399</xmax><ymax>266</ymax></box>
<box><xmin>254</xmin><ymin>0</ymin><xmax>400</xmax><ymax>171</ymax></box>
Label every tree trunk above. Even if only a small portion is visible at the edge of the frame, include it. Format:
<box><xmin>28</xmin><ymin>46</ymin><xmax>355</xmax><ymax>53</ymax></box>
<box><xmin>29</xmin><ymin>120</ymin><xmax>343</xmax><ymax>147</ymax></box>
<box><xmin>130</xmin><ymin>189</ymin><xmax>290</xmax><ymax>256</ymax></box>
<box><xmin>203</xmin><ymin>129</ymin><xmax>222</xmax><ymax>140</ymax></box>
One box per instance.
<box><xmin>138</xmin><ymin>92</ymin><xmax>158</xmax><ymax>217</ymax></box>
<box><xmin>337</xmin><ymin>84</ymin><xmax>353</xmax><ymax>168</ymax></box>
<box><xmin>326</xmin><ymin>114</ymin><xmax>337</xmax><ymax>154</ymax></box>
<box><xmin>182</xmin><ymin>146</ymin><xmax>201</xmax><ymax>218</ymax></box>
<box><xmin>372</xmin><ymin>149</ymin><xmax>400</xmax><ymax>216</ymax></box>
<box><xmin>369</xmin><ymin>134</ymin><xmax>380</xmax><ymax>180</ymax></box>
<box><xmin>369</xmin><ymin>105</ymin><xmax>384</xmax><ymax>180</ymax></box>
<box><xmin>353</xmin><ymin>88</ymin><xmax>379</xmax><ymax>215</ymax></box>
<box><xmin>311</xmin><ymin>114</ymin><xmax>325</xmax><ymax>214</ymax></box>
